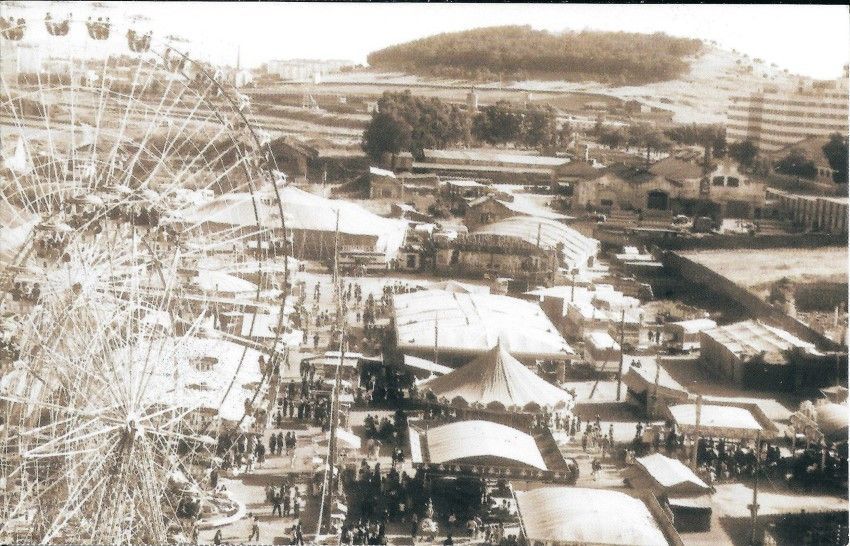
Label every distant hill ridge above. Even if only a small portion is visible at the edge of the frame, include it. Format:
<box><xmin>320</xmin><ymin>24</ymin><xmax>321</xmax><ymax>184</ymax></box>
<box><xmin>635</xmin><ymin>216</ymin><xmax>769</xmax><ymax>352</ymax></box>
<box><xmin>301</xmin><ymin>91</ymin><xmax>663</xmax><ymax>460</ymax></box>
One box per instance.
<box><xmin>367</xmin><ymin>25</ymin><xmax>703</xmax><ymax>85</ymax></box>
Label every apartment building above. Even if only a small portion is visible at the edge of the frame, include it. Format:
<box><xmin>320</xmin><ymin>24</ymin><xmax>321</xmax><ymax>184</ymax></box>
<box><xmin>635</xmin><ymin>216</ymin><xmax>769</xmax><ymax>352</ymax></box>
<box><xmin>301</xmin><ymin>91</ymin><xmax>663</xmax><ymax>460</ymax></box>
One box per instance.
<box><xmin>726</xmin><ymin>71</ymin><xmax>849</xmax><ymax>152</ymax></box>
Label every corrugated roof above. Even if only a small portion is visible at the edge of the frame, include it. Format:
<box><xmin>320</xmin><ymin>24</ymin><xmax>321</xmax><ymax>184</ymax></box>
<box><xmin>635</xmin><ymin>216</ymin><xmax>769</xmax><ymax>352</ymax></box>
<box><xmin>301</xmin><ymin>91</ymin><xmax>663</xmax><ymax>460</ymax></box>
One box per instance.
<box><xmin>702</xmin><ymin>320</ymin><xmax>818</xmax><ymax>362</ymax></box>
<box><xmin>423</xmin><ymin>420</ymin><xmax>547</xmax><ymax>470</ymax></box>
<box><xmin>515</xmin><ymin>487</ymin><xmax>670</xmax><ymax>546</ymax></box>
<box><xmin>423</xmin><ymin>148</ymin><xmax>569</xmax><ymax>167</ymax></box>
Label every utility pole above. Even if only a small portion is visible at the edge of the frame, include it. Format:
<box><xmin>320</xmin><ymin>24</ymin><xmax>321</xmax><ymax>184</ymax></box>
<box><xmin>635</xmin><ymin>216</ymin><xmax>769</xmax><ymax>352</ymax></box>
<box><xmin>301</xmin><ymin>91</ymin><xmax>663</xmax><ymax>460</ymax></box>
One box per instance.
<box><xmin>616</xmin><ymin>308</ymin><xmax>625</xmax><ymax>401</ymax></box>
<box><xmin>651</xmin><ymin>359</ymin><xmax>661</xmax><ymax>418</ymax></box>
<box><xmin>690</xmin><ymin>395</ymin><xmax>703</xmax><ymax>469</ymax></box>
<box><xmin>433</xmin><ymin>311</ymin><xmax>439</xmax><ymax>368</ymax></box>
<box><xmin>748</xmin><ymin>431</ymin><xmax>762</xmax><ymax>546</ymax></box>
<box><xmin>570</xmin><ymin>270</ymin><xmax>576</xmax><ymax>303</ymax></box>
<box><xmin>318</xmin><ymin>211</ymin><xmax>344</xmax><ymax>538</ymax></box>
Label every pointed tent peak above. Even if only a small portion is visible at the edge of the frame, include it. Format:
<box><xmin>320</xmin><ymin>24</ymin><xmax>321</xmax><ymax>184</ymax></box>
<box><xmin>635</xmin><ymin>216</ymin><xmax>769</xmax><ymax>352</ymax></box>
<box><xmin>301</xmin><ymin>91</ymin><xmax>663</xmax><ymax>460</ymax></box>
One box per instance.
<box><xmin>493</xmin><ymin>334</ymin><xmax>511</xmax><ymax>354</ymax></box>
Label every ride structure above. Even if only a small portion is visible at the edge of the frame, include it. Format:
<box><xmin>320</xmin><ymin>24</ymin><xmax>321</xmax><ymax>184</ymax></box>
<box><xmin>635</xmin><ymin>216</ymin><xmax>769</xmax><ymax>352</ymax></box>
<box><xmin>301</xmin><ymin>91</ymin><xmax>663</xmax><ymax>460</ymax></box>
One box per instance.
<box><xmin>0</xmin><ymin>6</ymin><xmax>292</xmax><ymax>544</ymax></box>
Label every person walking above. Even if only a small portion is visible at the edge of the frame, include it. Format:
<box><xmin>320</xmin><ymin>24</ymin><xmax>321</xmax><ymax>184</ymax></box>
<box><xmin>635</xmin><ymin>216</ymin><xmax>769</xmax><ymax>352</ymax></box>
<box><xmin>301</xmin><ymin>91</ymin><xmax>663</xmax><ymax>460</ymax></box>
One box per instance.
<box><xmin>272</xmin><ymin>487</ymin><xmax>283</xmax><ymax>517</ymax></box>
<box><xmin>248</xmin><ymin>514</ymin><xmax>260</xmax><ymax>542</ymax></box>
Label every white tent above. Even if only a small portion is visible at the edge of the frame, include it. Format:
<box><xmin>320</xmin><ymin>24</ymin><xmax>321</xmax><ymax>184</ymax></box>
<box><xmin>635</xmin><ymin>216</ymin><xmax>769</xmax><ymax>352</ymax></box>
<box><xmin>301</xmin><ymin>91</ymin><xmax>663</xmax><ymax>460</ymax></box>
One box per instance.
<box><xmin>515</xmin><ymin>487</ymin><xmax>672</xmax><ymax>546</ymax></box>
<box><xmin>421</xmin><ymin>340</ymin><xmax>572</xmax><ymax>411</ymax></box>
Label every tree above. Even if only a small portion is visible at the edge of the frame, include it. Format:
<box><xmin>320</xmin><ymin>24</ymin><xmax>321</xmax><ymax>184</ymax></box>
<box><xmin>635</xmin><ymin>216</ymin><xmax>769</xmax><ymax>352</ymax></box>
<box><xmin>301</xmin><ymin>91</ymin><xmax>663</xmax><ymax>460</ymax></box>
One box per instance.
<box><xmin>361</xmin><ymin>111</ymin><xmax>412</xmax><ymax>162</ymax></box>
<box><xmin>366</xmin><ymin>26</ymin><xmax>702</xmax><ymax>85</ymax></box>
<box><xmin>598</xmin><ymin>127</ymin><xmax>625</xmax><ymax>149</ymax></box>
<box><xmin>775</xmin><ymin>148</ymin><xmax>817</xmax><ymax>179</ymax></box>
<box><xmin>729</xmin><ymin>139</ymin><xmax>758</xmax><ymax>168</ymax></box>
<box><xmin>665</xmin><ymin>123</ymin><xmax>726</xmax><ymax>158</ymax></box>
<box><xmin>627</xmin><ymin>123</ymin><xmax>670</xmax><ymax>166</ymax></box>
<box><xmin>361</xmin><ymin>91</ymin><xmax>470</xmax><ymax>161</ymax></box>
<box><xmin>519</xmin><ymin>104</ymin><xmax>557</xmax><ymax>148</ymax></box>
<box><xmin>822</xmin><ymin>133</ymin><xmax>849</xmax><ymax>184</ymax></box>
<box><xmin>472</xmin><ymin>101</ymin><xmax>522</xmax><ymax>145</ymax></box>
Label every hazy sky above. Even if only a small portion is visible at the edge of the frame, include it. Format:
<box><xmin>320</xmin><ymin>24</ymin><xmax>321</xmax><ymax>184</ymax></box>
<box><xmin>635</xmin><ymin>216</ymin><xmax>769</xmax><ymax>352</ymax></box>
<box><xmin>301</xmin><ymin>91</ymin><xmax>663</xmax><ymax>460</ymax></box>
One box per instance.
<box><xmin>35</xmin><ymin>3</ymin><xmax>850</xmax><ymax>79</ymax></box>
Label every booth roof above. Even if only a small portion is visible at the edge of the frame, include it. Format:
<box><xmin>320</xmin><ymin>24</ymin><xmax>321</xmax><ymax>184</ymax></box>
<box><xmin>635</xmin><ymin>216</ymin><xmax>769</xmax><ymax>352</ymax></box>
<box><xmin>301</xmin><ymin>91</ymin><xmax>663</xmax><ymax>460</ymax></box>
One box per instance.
<box><xmin>393</xmin><ymin>289</ymin><xmax>573</xmax><ymax>360</ymax></box>
<box><xmin>668</xmin><ymin>402</ymin><xmax>774</xmax><ymax>440</ymax></box>
<box><xmin>622</xmin><ymin>359</ymin><xmax>689</xmax><ymax>401</ymax></box>
<box><xmin>635</xmin><ymin>453</ymin><xmax>709</xmax><ymax>492</ymax></box>
<box><xmin>421</xmin><ymin>341</ymin><xmax>572</xmax><ymax>411</ymax></box>
<box><xmin>423</xmin><ymin>420</ymin><xmax>547</xmax><ymax>471</ymax></box>
<box><xmin>586</xmin><ymin>331</ymin><xmax>621</xmax><ymax>352</ymax></box>
<box><xmin>515</xmin><ymin>487</ymin><xmax>670</xmax><ymax>546</ymax></box>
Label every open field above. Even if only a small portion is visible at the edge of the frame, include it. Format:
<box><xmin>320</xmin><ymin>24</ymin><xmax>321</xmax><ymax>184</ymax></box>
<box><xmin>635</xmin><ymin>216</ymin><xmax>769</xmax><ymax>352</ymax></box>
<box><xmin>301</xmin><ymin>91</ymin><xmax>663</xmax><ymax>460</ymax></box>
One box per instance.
<box><xmin>681</xmin><ymin>247</ymin><xmax>849</xmax><ymax>288</ymax></box>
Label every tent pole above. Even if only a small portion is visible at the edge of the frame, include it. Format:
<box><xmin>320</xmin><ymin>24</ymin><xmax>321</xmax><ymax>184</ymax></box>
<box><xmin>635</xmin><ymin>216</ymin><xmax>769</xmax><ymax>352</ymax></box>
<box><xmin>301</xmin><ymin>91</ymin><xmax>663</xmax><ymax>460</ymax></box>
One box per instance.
<box><xmin>616</xmin><ymin>309</ymin><xmax>624</xmax><ymax>401</ymax></box>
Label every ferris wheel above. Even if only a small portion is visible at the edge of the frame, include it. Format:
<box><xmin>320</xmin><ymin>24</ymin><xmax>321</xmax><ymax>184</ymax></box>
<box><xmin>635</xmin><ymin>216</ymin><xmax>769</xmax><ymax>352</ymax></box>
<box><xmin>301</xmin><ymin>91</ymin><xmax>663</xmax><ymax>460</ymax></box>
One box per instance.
<box><xmin>0</xmin><ymin>4</ymin><xmax>291</xmax><ymax>544</ymax></box>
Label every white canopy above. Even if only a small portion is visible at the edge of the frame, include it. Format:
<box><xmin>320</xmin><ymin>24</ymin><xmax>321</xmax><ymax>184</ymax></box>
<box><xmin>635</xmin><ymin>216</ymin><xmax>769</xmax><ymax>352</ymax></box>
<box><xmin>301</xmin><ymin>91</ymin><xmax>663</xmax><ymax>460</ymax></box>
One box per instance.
<box><xmin>515</xmin><ymin>487</ymin><xmax>670</xmax><ymax>546</ymax></box>
<box><xmin>423</xmin><ymin>420</ymin><xmax>547</xmax><ymax>471</ymax></box>
<box><xmin>393</xmin><ymin>289</ymin><xmax>573</xmax><ymax>361</ymax></box>
<box><xmin>421</xmin><ymin>341</ymin><xmax>572</xmax><ymax>411</ymax></box>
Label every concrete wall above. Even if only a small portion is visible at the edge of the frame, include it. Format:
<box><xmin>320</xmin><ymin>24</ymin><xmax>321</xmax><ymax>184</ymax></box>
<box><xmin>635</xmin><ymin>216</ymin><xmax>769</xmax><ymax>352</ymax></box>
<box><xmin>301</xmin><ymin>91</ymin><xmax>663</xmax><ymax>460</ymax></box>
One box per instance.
<box><xmin>664</xmin><ymin>252</ymin><xmax>842</xmax><ymax>350</ymax></box>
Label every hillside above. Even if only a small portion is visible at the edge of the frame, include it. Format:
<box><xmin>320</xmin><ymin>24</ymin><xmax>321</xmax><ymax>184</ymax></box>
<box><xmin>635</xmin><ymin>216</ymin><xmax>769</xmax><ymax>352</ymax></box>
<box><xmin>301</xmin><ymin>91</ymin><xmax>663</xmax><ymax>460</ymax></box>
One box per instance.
<box><xmin>367</xmin><ymin>26</ymin><xmax>703</xmax><ymax>85</ymax></box>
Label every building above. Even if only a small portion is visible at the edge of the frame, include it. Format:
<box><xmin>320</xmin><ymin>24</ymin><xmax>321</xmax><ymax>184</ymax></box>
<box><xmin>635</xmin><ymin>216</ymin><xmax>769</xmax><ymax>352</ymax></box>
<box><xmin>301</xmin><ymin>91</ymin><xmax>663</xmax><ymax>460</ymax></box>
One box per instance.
<box><xmin>472</xmin><ymin>216</ymin><xmax>598</xmax><ymax>271</ymax></box>
<box><xmin>574</xmin><ymin>159</ymin><xmax>766</xmax><ymax>219</ymax></box>
<box><xmin>764</xmin><ymin>136</ymin><xmax>842</xmax><ymax>184</ymax></box>
<box><xmin>266</xmin><ymin>58</ymin><xmax>353</xmax><ymax>81</ymax></box>
<box><xmin>392</xmin><ymin>289</ymin><xmax>574</xmax><ymax>365</ymax></box>
<box><xmin>662</xmin><ymin>318</ymin><xmax>718</xmax><ymax>352</ymax></box>
<box><xmin>368</xmin><ymin>166</ymin><xmax>402</xmax><ymax>199</ymax></box>
<box><xmin>413</xmin><ymin>148</ymin><xmax>573</xmax><ymax>186</ymax></box>
<box><xmin>726</xmin><ymin>80</ymin><xmax>849</xmax><ymax>153</ymax></box>
<box><xmin>699</xmin><ymin>320</ymin><xmax>829</xmax><ymax>391</ymax></box>
<box><xmin>176</xmin><ymin>186</ymin><xmax>407</xmax><ymax>263</ymax></box>
<box><xmin>464</xmin><ymin>194</ymin><xmax>566</xmax><ymax>231</ymax></box>
<box><xmin>623</xmin><ymin>454</ymin><xmax>712</xmax><ymax>533</ymax></box>
<box><xmin>622</xmin><ymin>357</ymin><xmax>690</xmax><ymax>416</ymax></box>
<box><xmin>435</xmin><ymin>233</ymin><xmax>559</xmax><ymax>286</ymax></box>
<box><xmin>368</xmin><ymin>167</ymin><xmax>440</xmax><ymax>201</ymax></box>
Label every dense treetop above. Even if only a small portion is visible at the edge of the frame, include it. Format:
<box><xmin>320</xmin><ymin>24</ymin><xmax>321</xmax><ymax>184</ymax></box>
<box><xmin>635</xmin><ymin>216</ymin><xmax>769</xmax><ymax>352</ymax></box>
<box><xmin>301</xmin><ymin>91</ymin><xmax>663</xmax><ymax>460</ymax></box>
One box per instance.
<box><xmin>367</xmin><ymin>26</ymin><xmax>703</xmax><ymax>85</ymax></box>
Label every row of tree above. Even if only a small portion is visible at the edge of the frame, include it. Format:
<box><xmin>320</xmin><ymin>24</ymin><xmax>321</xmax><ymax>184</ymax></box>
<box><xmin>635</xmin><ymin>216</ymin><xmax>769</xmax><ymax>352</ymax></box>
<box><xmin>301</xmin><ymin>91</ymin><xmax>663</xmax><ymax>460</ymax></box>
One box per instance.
<box><xmin>367</xmin><ymin>26</ymin><xmax>703</xmax><ymax>85</ymax></box>
<box><xmin>361</xmin><ymin>92</ymin><xmax>565</xmax><ymax>160</ymax></box>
